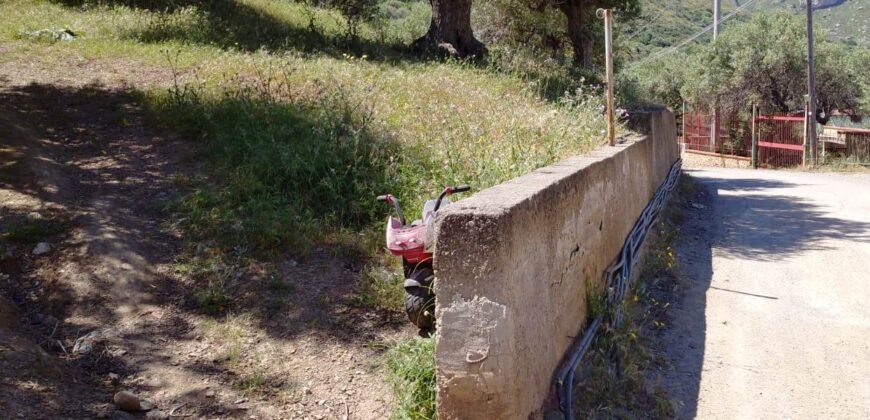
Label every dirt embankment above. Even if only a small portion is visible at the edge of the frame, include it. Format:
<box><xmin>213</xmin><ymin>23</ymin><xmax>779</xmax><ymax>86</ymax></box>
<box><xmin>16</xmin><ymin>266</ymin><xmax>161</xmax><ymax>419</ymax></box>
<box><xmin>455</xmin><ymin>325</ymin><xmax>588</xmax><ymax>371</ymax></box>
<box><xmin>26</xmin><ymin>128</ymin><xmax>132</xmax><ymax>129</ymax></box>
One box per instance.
<box><xmin>1</xmin><ymin>65</ymin><xmax>410</xmax><ymax>419</ymax></box>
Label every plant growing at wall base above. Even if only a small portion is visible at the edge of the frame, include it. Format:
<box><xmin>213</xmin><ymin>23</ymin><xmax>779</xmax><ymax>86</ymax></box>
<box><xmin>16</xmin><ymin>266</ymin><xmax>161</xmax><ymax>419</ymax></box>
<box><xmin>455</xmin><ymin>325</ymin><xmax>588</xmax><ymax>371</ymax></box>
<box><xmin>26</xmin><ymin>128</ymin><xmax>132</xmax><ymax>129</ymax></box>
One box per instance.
<box><xmin>385</xmin><ymin>337</ymin><xmax>437</xmax><ymax>419</ymax></box>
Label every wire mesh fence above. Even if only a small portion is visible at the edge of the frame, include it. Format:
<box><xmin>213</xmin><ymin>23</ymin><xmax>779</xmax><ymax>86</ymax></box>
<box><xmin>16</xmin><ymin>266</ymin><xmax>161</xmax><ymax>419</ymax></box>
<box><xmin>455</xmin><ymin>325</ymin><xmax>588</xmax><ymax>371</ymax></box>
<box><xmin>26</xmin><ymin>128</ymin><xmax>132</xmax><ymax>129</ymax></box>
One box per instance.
<box><xmin>680</xmin><ymin>103</ymin><xmax>870</xmax><ymax>167</ymax></box>
<box><xmin>821</xmin><ymin>126</ymin><xmax>870</xmax><ymax>165</ymax></box>
<box><xmin>680</xmin><ymin>107</ymin><xmax>751</xmax><ymax>157</ymax></box>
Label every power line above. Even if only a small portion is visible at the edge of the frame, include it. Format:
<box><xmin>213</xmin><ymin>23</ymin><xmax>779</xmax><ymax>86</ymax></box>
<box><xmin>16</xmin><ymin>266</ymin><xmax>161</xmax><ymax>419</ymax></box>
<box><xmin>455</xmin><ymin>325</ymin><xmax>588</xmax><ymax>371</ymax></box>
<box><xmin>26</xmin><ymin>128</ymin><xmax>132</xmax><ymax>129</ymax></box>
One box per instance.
<box><xmin>622</xmin><ymin>4</ymin><xmax>712</xmax><ymax>43</ymax></box>
<box><xmin>622</xmin><ymin>10</ymin><xmax>672</xmax><ymax>43</ymax></box>
<box><xmin>628</xmin><ymin>0</ymin><xmax>769</xmax><ymax>69</ymax></box>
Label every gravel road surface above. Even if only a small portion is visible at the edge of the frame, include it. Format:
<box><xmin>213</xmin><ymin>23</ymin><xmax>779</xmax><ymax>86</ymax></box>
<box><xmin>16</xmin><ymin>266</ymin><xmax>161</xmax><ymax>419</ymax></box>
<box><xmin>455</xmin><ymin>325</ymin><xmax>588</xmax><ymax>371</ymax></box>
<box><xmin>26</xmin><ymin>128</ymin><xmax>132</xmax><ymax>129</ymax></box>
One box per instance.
<box><xmin>662</xmin><ymin>168</ymin><xmax>870</xmax><ymax>419</ymax></box>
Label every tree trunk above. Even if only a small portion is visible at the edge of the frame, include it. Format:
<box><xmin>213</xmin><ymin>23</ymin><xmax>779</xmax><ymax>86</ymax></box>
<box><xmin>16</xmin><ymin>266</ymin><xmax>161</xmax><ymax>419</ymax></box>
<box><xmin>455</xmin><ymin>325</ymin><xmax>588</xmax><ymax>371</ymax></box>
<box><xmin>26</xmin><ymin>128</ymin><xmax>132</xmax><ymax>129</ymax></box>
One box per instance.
<box><xmin>411</xmin><ymin>0</ymin><xmax>487</xmax><ymax>58</ymax></box>
<box><xmin>561</xmin><ymin>0</ymin><xmax>594</xmax><ymax>68</ymax></box>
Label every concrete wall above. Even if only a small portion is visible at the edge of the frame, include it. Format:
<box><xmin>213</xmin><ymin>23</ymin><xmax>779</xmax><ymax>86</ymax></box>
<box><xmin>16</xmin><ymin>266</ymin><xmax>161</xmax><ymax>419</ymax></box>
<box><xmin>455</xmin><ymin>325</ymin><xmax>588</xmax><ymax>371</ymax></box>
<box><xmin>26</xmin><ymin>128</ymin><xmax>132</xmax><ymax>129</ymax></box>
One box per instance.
<box><xmin>432</xmin><ymin>109</ymin><xmax>679</xmax><ymax>419</ymax></box>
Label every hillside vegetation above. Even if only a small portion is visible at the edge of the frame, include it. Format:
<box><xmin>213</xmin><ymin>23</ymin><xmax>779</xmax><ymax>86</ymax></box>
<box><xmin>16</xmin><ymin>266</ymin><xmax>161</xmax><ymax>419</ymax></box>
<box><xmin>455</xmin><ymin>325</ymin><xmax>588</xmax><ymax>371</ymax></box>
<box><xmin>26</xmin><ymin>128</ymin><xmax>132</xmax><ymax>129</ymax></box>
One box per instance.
<box><xmin>621</xmin><ymin>0</ymin><xmax>869</xmax><ymax>64</ymax></box>
<box><xmin>0</xmin><ymin>1</ymin><xmax>612</xmax><ymax>417</ymax></box>
<box><xmin>2</xmin><ymin>0</ymin><xmax>606</xmax><ymax>258</ymax></box>
<box><xmin>753</xmin><ymin>0</ymin><xmax>870</xmax><ymax>45</ymax></box>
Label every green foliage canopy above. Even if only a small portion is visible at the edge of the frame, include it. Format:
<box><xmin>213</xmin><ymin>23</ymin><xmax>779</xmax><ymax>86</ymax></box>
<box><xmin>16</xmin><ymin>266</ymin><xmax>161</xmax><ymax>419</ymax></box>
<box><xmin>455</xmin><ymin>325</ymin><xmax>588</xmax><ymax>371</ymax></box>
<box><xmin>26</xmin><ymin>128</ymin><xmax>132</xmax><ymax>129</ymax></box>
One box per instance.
<box><xmin>474</xmin><ymin>0</ymin><xmax>641</xmax><ymax>66</ymax></box>
<box><xmin>630</xmin><ymin>13</ymin><xmax>869</xmax><ymax>114</ymax></box>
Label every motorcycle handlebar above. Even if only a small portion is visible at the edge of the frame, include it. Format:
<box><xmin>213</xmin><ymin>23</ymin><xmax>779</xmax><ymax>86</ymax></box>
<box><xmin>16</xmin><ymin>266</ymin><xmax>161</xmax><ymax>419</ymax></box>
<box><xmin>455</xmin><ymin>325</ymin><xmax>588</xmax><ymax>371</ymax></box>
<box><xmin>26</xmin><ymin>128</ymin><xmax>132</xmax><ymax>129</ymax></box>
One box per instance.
<box><xmin>376</xmin><ymin>195</ymin><xmax>389</xmax><ymax>202</ymax></box>
<box><xmin>452</xmin><ymin>184</ymin><xmax>470</xmax><ymax>193</ymax></box>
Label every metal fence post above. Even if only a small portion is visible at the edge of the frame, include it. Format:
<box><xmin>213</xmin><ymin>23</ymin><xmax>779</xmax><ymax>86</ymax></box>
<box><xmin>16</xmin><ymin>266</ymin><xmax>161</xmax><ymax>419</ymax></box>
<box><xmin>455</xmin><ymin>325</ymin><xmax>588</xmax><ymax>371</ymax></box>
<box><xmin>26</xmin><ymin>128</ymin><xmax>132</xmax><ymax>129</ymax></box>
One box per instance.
<box><xmin>802</xmin><ymin>96</ymin><xmax>809</xmax><ymax>168</ymax></box>
<box><xmin>681</xmin><ymin>101</ymin><xmax>687</xmax><ymax>145</ymax></box>
<box><xmin>751</xmin><ymin>104</ymin><xmax>758</xmax><ymax>169</ymax></box>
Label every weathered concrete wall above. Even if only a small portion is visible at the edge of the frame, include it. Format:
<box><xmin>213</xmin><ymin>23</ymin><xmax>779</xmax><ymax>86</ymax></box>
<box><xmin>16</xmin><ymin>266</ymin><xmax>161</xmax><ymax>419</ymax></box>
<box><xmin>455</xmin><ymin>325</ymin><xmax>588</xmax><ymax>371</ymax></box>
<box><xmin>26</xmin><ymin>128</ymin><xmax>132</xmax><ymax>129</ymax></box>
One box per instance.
<box><xmin>432</xmin><ymin>109</ymin><xmax>679</xmax><ymax>419</ymax></box>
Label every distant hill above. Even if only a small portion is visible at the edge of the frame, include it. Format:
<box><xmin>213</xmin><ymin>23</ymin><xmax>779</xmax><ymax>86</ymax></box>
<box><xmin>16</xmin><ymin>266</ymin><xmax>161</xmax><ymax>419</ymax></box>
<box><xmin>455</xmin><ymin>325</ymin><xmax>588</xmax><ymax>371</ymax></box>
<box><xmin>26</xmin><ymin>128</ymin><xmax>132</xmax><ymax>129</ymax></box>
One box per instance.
<box><xmin>750</xmin><ymin>0</ymin><xmax>869</xmax><ymax>45</ymax></box>
<box><xmin>621</xmin><ymin>0</ymin><xmax>868</xmax><ymax>61</ymax></box>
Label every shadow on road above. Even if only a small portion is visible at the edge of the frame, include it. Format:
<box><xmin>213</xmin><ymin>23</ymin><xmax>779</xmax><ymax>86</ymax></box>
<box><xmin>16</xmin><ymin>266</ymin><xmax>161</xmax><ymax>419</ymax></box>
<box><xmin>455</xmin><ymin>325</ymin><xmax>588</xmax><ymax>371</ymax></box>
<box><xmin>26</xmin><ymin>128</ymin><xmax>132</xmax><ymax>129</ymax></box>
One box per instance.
<box><xmin>702</xmin><ymin>176</ymin><xmax>870</xmax><ymax>261</ymax></box>
<box><xmin>663</xmin><ymin>171</ymin><xmax>870</xmax><ymax>418</ymax></box>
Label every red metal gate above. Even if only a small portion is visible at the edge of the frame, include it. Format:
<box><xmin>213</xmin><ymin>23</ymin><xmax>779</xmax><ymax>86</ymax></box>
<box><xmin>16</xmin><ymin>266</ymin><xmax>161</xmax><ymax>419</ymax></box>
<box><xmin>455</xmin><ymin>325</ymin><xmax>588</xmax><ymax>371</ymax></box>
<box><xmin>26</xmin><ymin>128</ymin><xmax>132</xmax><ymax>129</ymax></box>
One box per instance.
<box><xmin>681</xmin><ymin>108</ymin><xmax>750</xmax><ymax>156</ymax></box>
<box><xmin>755</xmin><ymin>113</ymin><xmax>805</xmax><ymax>167</ymax></box>
<box><xmin>682</xmin><ymin>109</ymin><xmax>715</xmax><ymax>152</ymax></box>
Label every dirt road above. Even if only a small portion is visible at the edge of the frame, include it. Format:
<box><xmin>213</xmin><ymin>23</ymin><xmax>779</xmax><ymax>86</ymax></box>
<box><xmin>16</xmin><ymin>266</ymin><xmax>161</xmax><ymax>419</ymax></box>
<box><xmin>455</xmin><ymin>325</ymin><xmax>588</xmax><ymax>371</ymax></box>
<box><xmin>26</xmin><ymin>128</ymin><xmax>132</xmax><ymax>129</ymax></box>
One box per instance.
<box><xmin>662</xmin><ymin>168</ymin><xmax>870</xmax><ymax>418</ymax></box>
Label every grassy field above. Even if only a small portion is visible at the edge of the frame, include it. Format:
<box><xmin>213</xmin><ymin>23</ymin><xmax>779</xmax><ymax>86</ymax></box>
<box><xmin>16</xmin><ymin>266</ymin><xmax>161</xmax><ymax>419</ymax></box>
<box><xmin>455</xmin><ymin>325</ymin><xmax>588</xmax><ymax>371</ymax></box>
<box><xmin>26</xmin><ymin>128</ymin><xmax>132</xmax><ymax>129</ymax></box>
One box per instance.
<box><xmin>2</xmin><ymin>0</ymin><xmax>606</xmax><ymax>258</ymax></box>
<box><xmin>1</xmin><ymin>1</ymin><xmax>607</xmax><ymax>416</ymax></box>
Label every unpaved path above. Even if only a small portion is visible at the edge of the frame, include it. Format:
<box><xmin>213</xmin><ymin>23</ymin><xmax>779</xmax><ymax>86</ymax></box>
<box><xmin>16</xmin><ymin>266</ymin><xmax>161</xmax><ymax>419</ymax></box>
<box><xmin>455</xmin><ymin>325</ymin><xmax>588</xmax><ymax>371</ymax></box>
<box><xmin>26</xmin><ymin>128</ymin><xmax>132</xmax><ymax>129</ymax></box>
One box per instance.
<box><xmin>662</xmin><ymin>168</ymin><xmax>870</xmax><ymax>419</ymax></box>
<box><xmin>1</xmin><ymin>64</ymin><xmax>408</xmax><ymax>418</ymax></box>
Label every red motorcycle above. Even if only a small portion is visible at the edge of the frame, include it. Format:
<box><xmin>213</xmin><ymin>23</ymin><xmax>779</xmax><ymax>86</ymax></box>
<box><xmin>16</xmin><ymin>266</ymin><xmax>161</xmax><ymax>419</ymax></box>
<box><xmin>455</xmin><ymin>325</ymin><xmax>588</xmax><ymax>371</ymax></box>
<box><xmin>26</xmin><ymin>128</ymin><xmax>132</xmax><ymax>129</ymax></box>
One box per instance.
<box><xmin>377</xmin><ymin>185</ymin><xmax>470</xmax><ymax>335</ymax></box>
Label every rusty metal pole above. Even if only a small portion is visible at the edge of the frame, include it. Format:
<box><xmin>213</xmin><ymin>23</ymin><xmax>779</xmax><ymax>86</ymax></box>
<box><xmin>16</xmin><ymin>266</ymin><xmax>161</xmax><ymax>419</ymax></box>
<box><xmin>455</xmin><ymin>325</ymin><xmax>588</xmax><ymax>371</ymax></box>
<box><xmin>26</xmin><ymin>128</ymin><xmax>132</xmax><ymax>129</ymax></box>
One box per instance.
<box><xmin>751</xmin><ymin>103</ymin><xmax>758</xmax><ymax>169</ymax></box>
<box><xmin>711</xmin><ymin>0</ymin><xmax>721</xmax><ymax>153</ymax></box>
<box><xmin>801</xmin><ymin>95</ymin><xmax>812</xmax><ymax>168</ymax></box>
<box><xmin>681</xmin><ymin>101</ymin><xmax>687</xmax><ymax>143</ymax></box>
<box><xmin>806</xmin><ymin>0</ymin><xmax>819</xmax><ymax>166</ymax></box>
<box><xmin>599</xmin><ymin>8</ymin><xmax>615</xmax><ymax>146</ymax></box>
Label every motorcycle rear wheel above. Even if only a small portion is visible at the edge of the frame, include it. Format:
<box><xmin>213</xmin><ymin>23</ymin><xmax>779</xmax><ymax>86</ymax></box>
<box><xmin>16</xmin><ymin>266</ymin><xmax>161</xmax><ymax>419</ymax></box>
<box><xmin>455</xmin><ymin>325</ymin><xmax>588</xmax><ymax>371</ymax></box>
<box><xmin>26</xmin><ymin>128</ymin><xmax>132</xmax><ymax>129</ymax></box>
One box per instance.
<box><xmin>404</xmin><ymin>268</ymin><xmax>435</xmax><ymax>335</ymax></box>
<box><xmin>405</xmin><ymin>288</ymin><xmax>434</xmax><ymax>335</ymax></box>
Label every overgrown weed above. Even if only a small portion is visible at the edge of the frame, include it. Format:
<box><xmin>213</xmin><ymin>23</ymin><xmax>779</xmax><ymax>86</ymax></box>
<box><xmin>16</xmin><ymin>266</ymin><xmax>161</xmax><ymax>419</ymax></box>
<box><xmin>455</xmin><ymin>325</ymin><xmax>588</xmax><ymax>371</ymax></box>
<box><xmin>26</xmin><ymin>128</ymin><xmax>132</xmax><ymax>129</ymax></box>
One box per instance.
<box><xmin>571</xmin><ymin>176</ymin><xmax>693</xmax><ymax>418</ymax></box>
<box><xmin>385</xmin><ymin>337</ymin><xmax>436</xmax><ymax>419</ymax></box>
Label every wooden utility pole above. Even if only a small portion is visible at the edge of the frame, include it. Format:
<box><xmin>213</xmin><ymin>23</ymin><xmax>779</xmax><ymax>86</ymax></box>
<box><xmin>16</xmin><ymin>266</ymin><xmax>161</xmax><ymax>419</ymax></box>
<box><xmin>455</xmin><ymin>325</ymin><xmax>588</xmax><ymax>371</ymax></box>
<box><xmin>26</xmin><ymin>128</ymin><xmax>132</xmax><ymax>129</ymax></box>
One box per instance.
<box><xmin>806</xmin><ymin>0</ymin><xmax>818</xmax><ymax>165</ymax></box>
<box><xmin>711</xmin><ymin>0</ymin><xmax>721</xmax><ymax>152</ymax></box>
<box><xmin>599</xmin><ymin>8</ymin><xmax>615</xmax><ymax>146</ymax></box>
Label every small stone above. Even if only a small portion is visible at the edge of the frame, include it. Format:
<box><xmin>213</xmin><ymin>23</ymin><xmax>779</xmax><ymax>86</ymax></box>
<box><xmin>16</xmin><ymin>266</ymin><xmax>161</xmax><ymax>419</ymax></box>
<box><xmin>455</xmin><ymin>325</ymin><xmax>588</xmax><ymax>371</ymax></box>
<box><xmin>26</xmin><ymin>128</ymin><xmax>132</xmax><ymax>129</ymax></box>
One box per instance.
<box><xmin>27</xmin><ymin>212</ymin><xmax>42</xmax><ymax>220</ymax></box>
<box><xmin>234</xmin><ymin>398</ymin><xmax>248</xmax><ymax>404</ymax></box>
<box><xmin>317</xmin><ymin>399</ymin><xmax>326</xmax><ymax>406</ymax></box>
<box><xmin>74</xmin><ymin>328</ymin><xmax>116</xmax><ymax>355</ymax></box>
<box><xmin>302</xmin><ymin>387</ymin><xmax>312</xmax><ymax>395</ymax></box>
<box><xmin>109</xmin><ymin>348</ymin><xmax>127</xmax><ymax>357</ymax></box>
<box><xmin>205</xmin><ymin>390</ymin><xmax>215</xmax><ymax>398</ymax></box>
<box><xmin>114</xmin><ymin>391</ymin><xmax>148</xmax><ymax>412</ymax></box>
<box><xmin>32</xmin><ymin>242</ymin><xmax>51</xmax><ymax>256</ymax></box>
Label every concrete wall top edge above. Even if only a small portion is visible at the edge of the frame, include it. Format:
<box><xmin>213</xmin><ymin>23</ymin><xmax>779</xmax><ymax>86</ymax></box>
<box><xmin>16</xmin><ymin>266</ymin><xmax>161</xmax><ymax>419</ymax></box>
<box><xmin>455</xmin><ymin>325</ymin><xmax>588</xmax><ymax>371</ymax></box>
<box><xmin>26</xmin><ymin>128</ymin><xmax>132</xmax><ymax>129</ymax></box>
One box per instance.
<box><xmin>437</xmin><ymin>134</ymin><xmax>645</xmax><ymax>220</ymax></box>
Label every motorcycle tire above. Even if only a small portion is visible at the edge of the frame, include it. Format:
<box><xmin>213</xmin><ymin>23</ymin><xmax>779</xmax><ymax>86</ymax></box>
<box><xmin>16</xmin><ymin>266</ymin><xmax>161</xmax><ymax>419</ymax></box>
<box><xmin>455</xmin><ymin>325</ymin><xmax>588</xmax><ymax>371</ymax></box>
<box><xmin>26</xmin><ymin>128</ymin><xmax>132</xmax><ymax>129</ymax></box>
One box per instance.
<box><xmin>404</xmin><ymin>287</ymin><xmax>435</xmax><ymax>333</ymax></box>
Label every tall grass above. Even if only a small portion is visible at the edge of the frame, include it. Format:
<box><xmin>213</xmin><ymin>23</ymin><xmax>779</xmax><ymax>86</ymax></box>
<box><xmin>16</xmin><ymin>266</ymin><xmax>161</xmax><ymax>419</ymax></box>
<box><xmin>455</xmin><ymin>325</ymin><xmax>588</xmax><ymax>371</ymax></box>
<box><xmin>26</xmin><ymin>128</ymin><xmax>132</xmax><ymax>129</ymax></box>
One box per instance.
<box><xmin>142</xmin><ymin>49</ymin><xmax>606</xmax><ymax>256</ymax></box>
<box><xmin>2</xmin><ymin>1</ymin><xmax>609</xmax><ymax>314</ymax></box>
<box><xmin>0</xmin><ymin>0</ymin><xmax>608</xmax><ymax>257</ymax></box>
<box><xmin>151</xmin><ymin>68</ymin><xmax>403</xmax><ymax>254</ymax></box>
<box><xmin>385</xmin><ymin>337</ymin><xmax>436</xmax><ymax>419</ymax></box>
<box><xmin>4</xmin><ymin>1</ymin><xmax>613</xmax><ymax>416</ymax></box>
